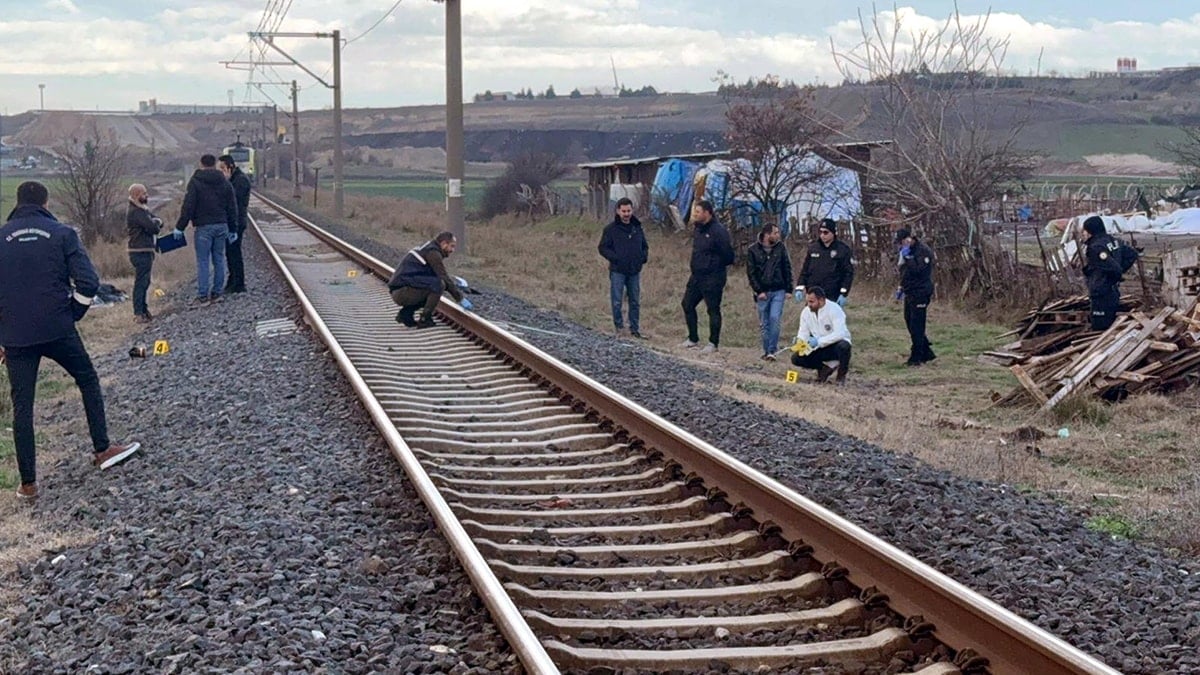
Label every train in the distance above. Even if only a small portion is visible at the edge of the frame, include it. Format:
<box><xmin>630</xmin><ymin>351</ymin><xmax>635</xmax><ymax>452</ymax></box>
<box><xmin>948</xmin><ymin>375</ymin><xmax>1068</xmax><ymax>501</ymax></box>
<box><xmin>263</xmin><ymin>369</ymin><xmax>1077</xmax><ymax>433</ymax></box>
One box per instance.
<box><xmin>221</xmin><ymin>140</ymin><xmax>256</xmax><ymax>184</ymax></box>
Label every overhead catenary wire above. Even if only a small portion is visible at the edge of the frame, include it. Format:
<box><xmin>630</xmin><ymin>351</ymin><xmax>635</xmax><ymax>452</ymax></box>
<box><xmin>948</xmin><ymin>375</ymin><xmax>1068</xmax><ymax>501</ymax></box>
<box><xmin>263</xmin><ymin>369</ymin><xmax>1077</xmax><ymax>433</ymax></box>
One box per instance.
<box><xmin>344</xmin><ymin>0</ymin><xmax>405</xmax><ymax>46</ymax></box>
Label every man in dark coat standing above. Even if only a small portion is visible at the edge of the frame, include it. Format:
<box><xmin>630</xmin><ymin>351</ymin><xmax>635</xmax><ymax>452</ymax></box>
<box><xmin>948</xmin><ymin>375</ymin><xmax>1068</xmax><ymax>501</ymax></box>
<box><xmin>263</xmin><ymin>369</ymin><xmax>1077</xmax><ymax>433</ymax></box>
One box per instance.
<box><xmin>680</xmin><ymin>199</ymin><xmax>735</xmax><ymax>353</ymax></box>
<box><xmin>219</xmin><ymin>154</ymin><xmax>252</xmax><ymax>294</ymax></box>
<box><xmin>126</xmin><ymin>183</ymin><xmax>162</xmax><ymax>322</ymax></box>
<box><xmin>173</xmin><ymin>153</ymin><xmax>238</xmax><ymax>304</ymax></box>
<box><xmin>746</xmin><ymin>222</ymin><xmax>792</xmax><ymax>360</ymax></box>
<box><xmin>0</xmin><ymin>182</ymin><xmax>141</xmax><ymax>500</ymax></box>
<box><xmin>895</xmin><ymin>228</ymin><xmax>936</xmax><ymax>366</ymax></box>
<box><xmin>1080</xmin><ymin>215</ymin><xmax>1125</xmax><ymax>331</ymax></box>
<box><xmin>598</xmin><ymin>197</ymin><xmax>649</xmax><ymax>338</ymax></box>
<box><xmin>795</xmin><ymin>217</ymin><xmax>854</xmax><ymax>308</ymax></box>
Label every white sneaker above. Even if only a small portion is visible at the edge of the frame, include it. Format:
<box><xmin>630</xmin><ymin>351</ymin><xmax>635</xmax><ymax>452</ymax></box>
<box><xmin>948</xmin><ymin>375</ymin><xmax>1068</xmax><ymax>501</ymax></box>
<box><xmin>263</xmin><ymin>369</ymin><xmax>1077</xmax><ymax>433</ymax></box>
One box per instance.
<box><xmin>700</xmin><ymin>343</ymin><xmax>718</xmax><ymax>354</ymax></box>
<box><xmin>678</xmin><ymin>340</ymin><xmax>699</xmax><ymax>349</ymax></box>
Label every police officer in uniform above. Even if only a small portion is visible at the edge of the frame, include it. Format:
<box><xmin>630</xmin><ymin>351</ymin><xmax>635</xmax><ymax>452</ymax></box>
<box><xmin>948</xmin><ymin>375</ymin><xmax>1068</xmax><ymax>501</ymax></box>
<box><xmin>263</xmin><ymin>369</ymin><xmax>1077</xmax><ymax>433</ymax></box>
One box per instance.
<box><xmin>1080</xmin><ymin>215</ymin><xmax>1123</xmax><ymax>331</ymax></box>
<box><xmin>219</xmin><ymin>154</ymin><xmax>252</xmax><ymax>294</ymax></box>
<box><xmin>895</xmin><ymin>228</ymin><xmax>936</xmax><ymax>366</ymax></box>
<box><xmin>794</xmin><ymin>218</ymin><xmax>854</xmax><ymax>308</ymax></box>
<box><xmin>388</xmin><ymin>231</ymin><xmax>472</xmax><ymax>328</ymax></box>
<box><xmin>0</xmin><ymin>182</ymin><xmax>141</xmax><ymax>500</ymax></box>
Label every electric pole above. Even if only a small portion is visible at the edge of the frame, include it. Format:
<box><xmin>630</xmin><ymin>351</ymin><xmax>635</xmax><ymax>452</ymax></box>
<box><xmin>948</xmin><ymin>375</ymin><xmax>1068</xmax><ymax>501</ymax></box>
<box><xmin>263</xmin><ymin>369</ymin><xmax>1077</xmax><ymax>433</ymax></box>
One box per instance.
<box><xmin>248</xmin><ymin>30</ymin><xmax>345</xmax><ymax>217</ymax></box>
<box><xmin>38</xmin><ymin>84</ymin><xmax>45</xmax><ymax>111</ymax></box>
<box><xmin>292</xmin><ymin>80</ymin><xmax>301</xmax><ymax>200</ymax></box>
<box><xmin>445</xmin><ymin>0</ymin><xmax>466</xmax><ymax>251</ymax></box>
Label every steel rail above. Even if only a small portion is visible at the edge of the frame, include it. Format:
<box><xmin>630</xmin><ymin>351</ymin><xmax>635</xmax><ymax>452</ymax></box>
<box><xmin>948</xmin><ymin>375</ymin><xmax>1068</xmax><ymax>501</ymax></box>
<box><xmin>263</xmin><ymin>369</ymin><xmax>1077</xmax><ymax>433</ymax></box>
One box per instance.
<box><xmin>247</xmin><ymin>198</ymin><xmax>560</xmax><ymax>675</ymax></box>
<box><xmin>252</xmin><ymin>191</ymin><xmax>1120</xmax><ymax>675</ymax></box>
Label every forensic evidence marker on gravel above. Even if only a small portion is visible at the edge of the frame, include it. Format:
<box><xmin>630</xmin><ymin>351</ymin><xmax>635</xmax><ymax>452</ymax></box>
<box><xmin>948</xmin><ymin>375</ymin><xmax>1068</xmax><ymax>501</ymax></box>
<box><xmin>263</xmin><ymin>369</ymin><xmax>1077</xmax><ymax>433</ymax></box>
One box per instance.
<box><xmin>250</xmin><ymin>191</ymin><xmax>1120</xmax><ymax>675</ymax></box>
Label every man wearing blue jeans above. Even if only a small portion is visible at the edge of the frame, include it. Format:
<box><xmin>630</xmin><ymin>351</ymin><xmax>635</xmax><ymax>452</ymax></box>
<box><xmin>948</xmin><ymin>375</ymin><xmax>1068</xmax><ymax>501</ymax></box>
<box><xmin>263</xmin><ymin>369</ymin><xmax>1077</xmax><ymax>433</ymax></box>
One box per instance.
<box><xmin>598</xmin><ymin>197</ymin><xmax>649</xmax><ymax>338</ymax></box>
<box><xmin>173</xmin><ymin>154</ymin><xmax>238</xmax><ymax>305</ymax></box>
<box><xmin>0</xmin><ymin>181</ymin><xmax>141</xmax><ymax>500</ymax></box>
<box><xmin>746</xmin><ymin>222</ymin><xmax>792</xmax><ymax>360</ymax></box>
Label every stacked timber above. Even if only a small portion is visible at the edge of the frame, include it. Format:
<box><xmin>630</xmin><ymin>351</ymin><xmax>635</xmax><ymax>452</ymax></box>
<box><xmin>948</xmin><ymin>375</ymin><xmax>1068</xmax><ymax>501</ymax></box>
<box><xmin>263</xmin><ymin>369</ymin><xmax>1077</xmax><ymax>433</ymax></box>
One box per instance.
<box><xmin>991</xmin><ymin>296</ymin><xmax>1200</xmax><ymax>409</ymax></box>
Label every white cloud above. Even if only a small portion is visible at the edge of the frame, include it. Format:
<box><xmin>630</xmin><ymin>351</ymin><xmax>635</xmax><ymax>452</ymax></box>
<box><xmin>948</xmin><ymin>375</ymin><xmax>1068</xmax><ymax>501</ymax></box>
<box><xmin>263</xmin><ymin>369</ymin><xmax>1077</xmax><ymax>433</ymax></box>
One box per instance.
<box><xmin>5</xmin><ymin>3</ymin><xmax>1200</xmax><ymax>112</ymax></box>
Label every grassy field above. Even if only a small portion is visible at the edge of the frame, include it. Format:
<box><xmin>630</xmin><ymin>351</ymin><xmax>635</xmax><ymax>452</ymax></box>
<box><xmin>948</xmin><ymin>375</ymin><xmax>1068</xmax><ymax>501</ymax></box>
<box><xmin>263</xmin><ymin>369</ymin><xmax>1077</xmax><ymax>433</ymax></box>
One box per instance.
<box><xmin>286</xmin><ymin>185</ymin><xmax>1200</xmax><ymax>552</ymax></box>
<box><xmin>339</xmin><ymin>177</ymin><xmax>489</xmax><ymax>212</ymax></box>
<box><xmin>1053</xmin><ymin>124</ymin><xmax>1188</xmax><ymax>162</ymax></box>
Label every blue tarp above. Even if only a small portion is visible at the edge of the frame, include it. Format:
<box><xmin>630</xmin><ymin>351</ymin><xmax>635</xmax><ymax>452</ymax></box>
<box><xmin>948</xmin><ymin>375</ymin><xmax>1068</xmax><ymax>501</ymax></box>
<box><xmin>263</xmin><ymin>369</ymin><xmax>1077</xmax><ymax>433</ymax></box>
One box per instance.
<box><xmin>650</xmin><ymin>158</ymin><xmax>699</xmax><ymax>223</ymax></box>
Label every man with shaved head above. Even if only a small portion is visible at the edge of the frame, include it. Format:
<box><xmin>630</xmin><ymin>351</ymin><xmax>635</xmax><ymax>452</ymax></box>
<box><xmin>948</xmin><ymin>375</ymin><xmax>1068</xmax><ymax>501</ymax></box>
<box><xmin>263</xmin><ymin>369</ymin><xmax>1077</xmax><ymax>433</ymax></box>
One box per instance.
<box><xmin>126</xmin><ymin>183</ymin><xmax>162</xmax><ymax>322</ymax></box>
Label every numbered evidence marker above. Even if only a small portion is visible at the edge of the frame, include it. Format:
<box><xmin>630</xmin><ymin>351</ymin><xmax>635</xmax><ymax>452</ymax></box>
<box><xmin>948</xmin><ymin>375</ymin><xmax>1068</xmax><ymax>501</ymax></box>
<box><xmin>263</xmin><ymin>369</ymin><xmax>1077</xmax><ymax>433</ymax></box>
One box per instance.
<box><xmin>153</xmin><ymin>288</ymin><xmax>165</xmax><ymax>298</ymax></box>
<box><xmin>347</xmin><ymin>269</ymin><xmax>359</xmax><ymax>278</ymax></box>
<box><xmin>785</xmin><ymin>370</ymin><xmax>799</xmax><ymax>384</ymax></box>
<box><xmin>153</xmin><ymin>340</ymin><xmax>171</xmax><ymax>356</ymax></box>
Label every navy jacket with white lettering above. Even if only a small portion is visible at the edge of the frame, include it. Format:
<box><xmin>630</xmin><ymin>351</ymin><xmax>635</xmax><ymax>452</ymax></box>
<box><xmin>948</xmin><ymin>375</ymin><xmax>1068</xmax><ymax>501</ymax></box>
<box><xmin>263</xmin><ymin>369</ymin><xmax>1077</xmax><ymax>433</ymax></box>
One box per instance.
<box><xmin>0</xmin><ymin>204</ymin><xmax>100</xmax><ymax>347</ymax></box>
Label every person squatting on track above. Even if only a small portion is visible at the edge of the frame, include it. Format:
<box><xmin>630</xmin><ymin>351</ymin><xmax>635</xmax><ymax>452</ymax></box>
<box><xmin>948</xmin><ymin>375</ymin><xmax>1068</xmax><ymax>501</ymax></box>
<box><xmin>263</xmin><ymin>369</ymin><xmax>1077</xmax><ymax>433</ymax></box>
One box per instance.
<box><xmin>791</xmin><ymin>286</ymin><xmax>853</xmax><ymax>384</ymax></box>
<box><xmin>745</xmin><ymin>222</ymin><xmax>792</xmax><ymax>361</ymax></box>
<box><xmin>388</xmin><ymin>232</ymin><xmax>472</xmax><ymax>328</ymax></box>
<box><xmin>680</xmin><ymin>199</ymin><xmax>735</xmax><ymax>353</ymax></box>
<box><xmin>598</xmin><ymin>197</ymin><xmax>649</xmax><ymax>339</ymax></box>
<box><xmin>1080</xmin><ymin>215</ymin><xmax>1137</xmax><ymax>331</ymax></box>
<box><xmin>126</xmin><ymin>183</ymin><xmax>162</xmax><ymax>323</ymax></box>
<box><xmin>0</xmin><ymin>181</ymin><xmax>141</xmax><ymax>501</ymax></box>
<box><xmin>795</xmin><ymin>217</ymin><xmax>854</xmax><ymax>309</ymax></box>
<box><xmin>219</xmin><ymin>153</ymin><xmax>252</xmax><ymax>294</ymax></box>
<box><xmin>895</xmin><ymin>228</ymin><xmax>937</xmax><ymax>367</ymax></box>
<box><xmin>173</xmin><ymin>153</ymin><xmax>238</xmax><ymax>306</ymax></box>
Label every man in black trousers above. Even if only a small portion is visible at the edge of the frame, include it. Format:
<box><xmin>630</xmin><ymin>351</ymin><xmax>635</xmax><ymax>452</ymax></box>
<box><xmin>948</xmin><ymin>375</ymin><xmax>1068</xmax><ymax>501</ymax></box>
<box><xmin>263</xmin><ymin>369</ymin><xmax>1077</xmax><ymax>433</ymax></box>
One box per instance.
<box><xmin>219</xmin><ymin>154</ymin><xmax>252</xmax><ymax>293</ymax></box>
<box><xmin>895</xmin><ymin>228</ymin><xmax>936</xmax><ymax>366</ymax></box>
<box><xmin>679</xmin><ymin>200</ymin><xmax>735</xmax><ymax>353</ymax></box>
<box><xmin>0</xmin><ymin>182</ymin><xmax>141</xmax><ymax>500</ymax></box>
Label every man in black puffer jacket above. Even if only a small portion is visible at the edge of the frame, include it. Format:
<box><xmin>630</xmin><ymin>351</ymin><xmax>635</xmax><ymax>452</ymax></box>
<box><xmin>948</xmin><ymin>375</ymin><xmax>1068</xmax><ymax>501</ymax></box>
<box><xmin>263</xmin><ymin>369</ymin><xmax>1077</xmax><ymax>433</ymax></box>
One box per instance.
<box><xmin>219</xmin><ymin>154</ymin><xmax>252</xmax><ymax>294</ymax></box>
<box><xmin>746</xmin><ymin>222</ymin><xmax>792</xmax><ymax>360</ymax></box>
<box><xmin>680</xmin><ymin>199</ymin><xmax>735</xmax><ymax>352</ymax></box>
<box><xmin>388</xmin><ymin>232</ymin><xmax>469</xmax><ymax>328</ymax></box>
<box><xmin>598</xmin><ymin>197</ymin><xmax>649</xmax><ymax>338</ymax></box>
<box><xmin>172</xmin><ymin>154</ymin><xmax>237</xmax><ymax>305</ymax></box>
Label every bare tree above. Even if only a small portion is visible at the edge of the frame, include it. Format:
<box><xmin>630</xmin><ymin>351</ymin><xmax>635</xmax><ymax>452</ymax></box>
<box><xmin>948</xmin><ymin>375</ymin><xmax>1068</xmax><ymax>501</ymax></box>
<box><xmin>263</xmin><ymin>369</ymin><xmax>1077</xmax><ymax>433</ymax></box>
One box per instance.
<box><xmin>722</xmin><ymin>75</ymin><xmax>842</xmax><ymax>225</ymax></box>
<box><xmin>1162</xmin><ymin>126</ymin><xmax>1200</xmax><ymax>185</ymax></box>
<box><xmin>56</xmin><ymin>121</ymin><xmax>127</xmax><ymax>244</ymax></box>
<box><xmin>831</xmin><ymin>3</ymin><xmax>1037</xmax><ymax>298</ymax></box>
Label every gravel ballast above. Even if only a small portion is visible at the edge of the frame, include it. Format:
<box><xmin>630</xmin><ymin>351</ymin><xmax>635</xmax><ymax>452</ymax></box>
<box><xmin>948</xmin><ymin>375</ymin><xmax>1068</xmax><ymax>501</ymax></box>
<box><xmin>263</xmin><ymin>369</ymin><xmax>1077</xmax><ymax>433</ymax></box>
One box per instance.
<box><xmin>0</xmin><ymin>233</ymin><xmax>517</xmax><ymax>674</ymax></box>
<box><xmin>284</xmin><ymin>200</ymin><xmax>1197</xmax><ymax>675</ymax></box>
<box><xmin>6</xmin><ymin>194</ymin><xmax>1193</xmax><ymax>673</ymax></box>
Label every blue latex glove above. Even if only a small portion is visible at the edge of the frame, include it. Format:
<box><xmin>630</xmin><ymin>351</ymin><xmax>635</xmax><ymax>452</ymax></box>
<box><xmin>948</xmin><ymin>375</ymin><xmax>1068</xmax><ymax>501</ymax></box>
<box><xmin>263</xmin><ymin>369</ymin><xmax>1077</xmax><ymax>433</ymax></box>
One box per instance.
<box><xmin>172</xmin><ymin>229</ymin><xmax>185</xmax><ymax>240</ymax></box>
<box><xmin>807</xmin><ymin>336</ymin><xmax>820</xmax><ymax>350</ymax></box>
<box><xmin>894</xmin><ymin>288</ymin><xmax>905</xmax><ymax>300</ymax></box>
<box><xmin>226</xmin><ymin>231</ymin><xmax>238</xmax><ymax>243</ymax></box>
<box><xmin>899</xmin><ymin>245</ymin><xmax>911</xmax><ymax>258</ymax></box>
<box><xmin>793</xmin><ymin>287</ymin><xmax>804</xmax><ymax>301</ymax></box>
<box><xmin>459</xmin><ymin>297</ymin><xmax>474</xmax><ymax>311</ymax></box>
<box><xmin>836</xmin><ymin>295</ymin><xmax>847</xmax><ymax>308</ymax></box>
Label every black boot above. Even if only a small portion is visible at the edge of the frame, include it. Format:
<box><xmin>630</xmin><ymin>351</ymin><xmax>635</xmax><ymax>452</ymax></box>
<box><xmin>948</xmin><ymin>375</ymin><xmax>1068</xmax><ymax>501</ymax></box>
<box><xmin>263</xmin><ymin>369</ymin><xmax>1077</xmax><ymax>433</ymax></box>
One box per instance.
<box><xmin>415</xmin><ymin>313</ymin><xmax>436</xmax><ymax>329</ymax></box>
<box><xmin>816</xmin><ymin>365</ymin><xmax>834</xmax><ymax>383</ymax></box>
<box><xmin>396</xmin><ymin>306</ymin><xmax>418</xmax><ymax>327</ymax></box>
<box><xmin>834</xmin><ymin>364</ymin><xmax>848</xmax><ymax>384</ymax></box>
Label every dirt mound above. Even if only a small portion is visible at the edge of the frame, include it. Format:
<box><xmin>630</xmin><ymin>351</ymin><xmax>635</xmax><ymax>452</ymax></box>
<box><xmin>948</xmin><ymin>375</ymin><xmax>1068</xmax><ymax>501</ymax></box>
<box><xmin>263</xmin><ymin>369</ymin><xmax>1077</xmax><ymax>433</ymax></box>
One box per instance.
<box><xmin>14</xmin><ymin>113</ymin><xmax>198</xmax><ymax>151</ymax></box>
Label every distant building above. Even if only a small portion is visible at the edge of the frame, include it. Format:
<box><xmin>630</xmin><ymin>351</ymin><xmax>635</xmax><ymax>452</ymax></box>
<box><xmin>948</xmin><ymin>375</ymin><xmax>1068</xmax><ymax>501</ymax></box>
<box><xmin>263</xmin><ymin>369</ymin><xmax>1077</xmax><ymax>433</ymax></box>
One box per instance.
<box><xmin>1089</xmin><ymin>57</ymin><xmax>1200</xmax><ymax>79</ymax></box>
<box><xmin>137</xmin><ymin>98</ymin><xmax>272</xmax><ymax>115</ymax></box>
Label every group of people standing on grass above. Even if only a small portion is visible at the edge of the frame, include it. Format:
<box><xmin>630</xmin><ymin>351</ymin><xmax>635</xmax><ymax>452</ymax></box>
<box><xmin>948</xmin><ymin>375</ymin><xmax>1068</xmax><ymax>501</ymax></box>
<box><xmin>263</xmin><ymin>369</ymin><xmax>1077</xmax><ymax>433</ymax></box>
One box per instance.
<box><xmin>597</xmin><ymin>198</ymin><xmax>938</xmax><ymax>384</ymax></box>
<box><xmin>126</xmin><ymin>152</ymin><xmax>253</xmax><ymax>322</ymax></box>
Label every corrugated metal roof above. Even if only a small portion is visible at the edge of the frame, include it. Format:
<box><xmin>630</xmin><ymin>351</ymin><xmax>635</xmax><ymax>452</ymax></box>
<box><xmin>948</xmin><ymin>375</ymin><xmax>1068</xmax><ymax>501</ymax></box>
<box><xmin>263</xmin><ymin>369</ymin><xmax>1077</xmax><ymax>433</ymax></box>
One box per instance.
<box><xmin>576</xmin><ymin>140</ymin><xmax>892</xmax><ymax>169</ymax></box>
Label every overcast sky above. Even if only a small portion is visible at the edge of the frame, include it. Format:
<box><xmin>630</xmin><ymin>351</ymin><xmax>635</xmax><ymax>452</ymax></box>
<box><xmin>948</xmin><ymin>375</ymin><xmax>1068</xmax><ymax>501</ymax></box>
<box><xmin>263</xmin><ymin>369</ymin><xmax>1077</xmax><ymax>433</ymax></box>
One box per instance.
<box><xmin>3</xmin><ymin>1</ymin><xmax>1200</xmax><ymax>114</ymax></box>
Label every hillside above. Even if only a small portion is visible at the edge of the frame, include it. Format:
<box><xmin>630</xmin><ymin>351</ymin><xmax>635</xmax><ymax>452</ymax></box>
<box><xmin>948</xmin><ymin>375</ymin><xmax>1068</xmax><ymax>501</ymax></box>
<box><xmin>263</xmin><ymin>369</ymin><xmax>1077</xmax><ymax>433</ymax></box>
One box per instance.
<box><xmin>4</xmin><ymin>72</ymin><xmax>1200</xmax><ymax>176</ymax></box>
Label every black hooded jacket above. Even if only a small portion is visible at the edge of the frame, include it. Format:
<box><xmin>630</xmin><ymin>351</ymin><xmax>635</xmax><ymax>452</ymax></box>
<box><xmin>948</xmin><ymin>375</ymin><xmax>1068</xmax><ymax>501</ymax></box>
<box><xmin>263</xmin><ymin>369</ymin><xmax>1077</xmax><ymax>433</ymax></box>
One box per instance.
<box><xmin>689</xmin><ymin>218</ymin><xmax>735</xmax><ymax>277</ymax></box>
<box><xmin>175</xmin><ymin>168</ymin><xmax>238</xmax><ymax>231</ymax></box>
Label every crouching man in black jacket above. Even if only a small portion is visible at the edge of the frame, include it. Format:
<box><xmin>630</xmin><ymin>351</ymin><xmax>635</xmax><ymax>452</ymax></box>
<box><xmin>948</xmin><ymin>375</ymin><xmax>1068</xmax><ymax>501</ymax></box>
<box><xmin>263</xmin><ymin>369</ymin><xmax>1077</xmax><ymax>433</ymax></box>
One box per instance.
<box><xmin>0</xmin><ymin>182</ymin><xmax>141</xmax><ymax>500</ymax></box>
<box><xmin>388</xmin><ymin>232</ymin><xmax>471</xmax><ymax>328</ymax></box>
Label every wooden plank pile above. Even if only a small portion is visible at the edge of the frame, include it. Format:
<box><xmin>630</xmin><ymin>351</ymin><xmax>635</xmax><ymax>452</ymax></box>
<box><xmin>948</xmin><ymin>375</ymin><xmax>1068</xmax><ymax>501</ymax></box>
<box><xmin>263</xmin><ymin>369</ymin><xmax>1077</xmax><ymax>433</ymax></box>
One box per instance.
<box><xmin>988</xmin><ymin>295</ymin><xmax>1200</xmax><ymax>410</ymax></box>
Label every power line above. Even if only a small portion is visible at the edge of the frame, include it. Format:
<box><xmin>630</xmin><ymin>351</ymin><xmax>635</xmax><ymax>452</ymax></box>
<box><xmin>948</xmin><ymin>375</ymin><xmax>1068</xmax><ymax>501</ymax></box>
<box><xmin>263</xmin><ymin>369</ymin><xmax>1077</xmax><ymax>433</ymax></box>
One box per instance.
<box><xmin>345</xmin><ymin>0</ymin><xmax>404</xmax><ymax>46</ymax></box>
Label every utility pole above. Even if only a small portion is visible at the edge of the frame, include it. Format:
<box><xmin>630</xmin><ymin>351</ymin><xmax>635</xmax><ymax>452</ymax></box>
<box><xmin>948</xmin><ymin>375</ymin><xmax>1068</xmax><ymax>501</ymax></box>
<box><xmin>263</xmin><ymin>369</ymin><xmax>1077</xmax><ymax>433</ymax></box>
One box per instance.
<box><xmin>273</xmin><ymin>104</ymin><xmax>280</xmax><ymax>180</ymax></box>
<box><xmin>38</xmin><ymin>84</ymin><xmax>45</xmax><ymax>111</ymax></box>
<box><xmin>332</xmin><ymin>29</ymin><xmax>344</xmax><ymax>217</ymax></box>
<box><xmin>291</xmin><ymin>80</ymin><xmax>301</xmax><ymax>200</ymax></box>
<box><xmin>259</xmin><ymin>114</ymin><xmax>268</xmax><ymax>185</ymax></box>
<box><xmin>248</xmin><ymin>30</ymin><xmax>345</xmax><ymax>217</ymax></box>
<box><xmin>445</xmin><ymin>0</ymin><xmax>467</xmax><ymax>251</ymax></box>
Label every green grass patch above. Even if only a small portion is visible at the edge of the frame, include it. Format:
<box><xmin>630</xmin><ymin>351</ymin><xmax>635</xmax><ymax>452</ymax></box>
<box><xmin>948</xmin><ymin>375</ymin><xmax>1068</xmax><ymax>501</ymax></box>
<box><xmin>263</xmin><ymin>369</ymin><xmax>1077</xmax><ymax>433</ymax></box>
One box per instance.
<box><xmin>0</xmin><ymin>434</ymin><xmax>15</xmax><ymax>489</ymax></box>
<box><xmin>1055</xmin><ymin>124</ymin><xmax>1188</xmax><ymax>162</ymax></box>
<box><xmin>1086</xmin><ymin>513</ymin><xmax>1137</xmax><ymax>539</ymax></box>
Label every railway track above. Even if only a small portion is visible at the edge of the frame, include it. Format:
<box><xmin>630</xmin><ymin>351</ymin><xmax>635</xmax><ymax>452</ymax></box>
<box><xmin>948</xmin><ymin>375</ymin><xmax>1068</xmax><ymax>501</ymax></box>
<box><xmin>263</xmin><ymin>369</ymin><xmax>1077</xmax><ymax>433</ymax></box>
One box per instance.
<box><xmin>249</xmin><ymin>192</ymin><xmax>1120</xmax><ymax>675</ymax></box>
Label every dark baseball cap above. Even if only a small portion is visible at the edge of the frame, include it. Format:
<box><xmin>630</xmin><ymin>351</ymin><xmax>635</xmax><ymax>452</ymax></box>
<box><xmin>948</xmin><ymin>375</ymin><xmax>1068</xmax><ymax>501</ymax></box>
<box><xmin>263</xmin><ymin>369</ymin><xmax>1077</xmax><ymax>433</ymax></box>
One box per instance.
<box><xmin>894</xmin><ymin>228</ymin><xmax>911</xmax><ymax>243</ymax></box>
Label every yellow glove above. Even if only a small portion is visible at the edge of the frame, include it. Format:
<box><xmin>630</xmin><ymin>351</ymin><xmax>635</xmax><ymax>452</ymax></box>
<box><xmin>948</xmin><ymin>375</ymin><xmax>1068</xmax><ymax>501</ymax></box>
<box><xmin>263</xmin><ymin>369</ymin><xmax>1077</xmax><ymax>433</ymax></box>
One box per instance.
<box><xmin>790</xmin><ymin>340</ymin><xmax>812</xmax><ymax>356</ymax></box>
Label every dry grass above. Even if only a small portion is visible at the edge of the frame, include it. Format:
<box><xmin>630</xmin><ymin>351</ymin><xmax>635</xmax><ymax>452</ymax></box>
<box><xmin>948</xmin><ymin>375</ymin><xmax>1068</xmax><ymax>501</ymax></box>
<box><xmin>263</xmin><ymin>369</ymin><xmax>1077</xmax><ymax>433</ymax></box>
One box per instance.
<box><xmin>280</xmin><ymin>185</ymin><xmax>1200</xmax><ymax>552</ymax></box>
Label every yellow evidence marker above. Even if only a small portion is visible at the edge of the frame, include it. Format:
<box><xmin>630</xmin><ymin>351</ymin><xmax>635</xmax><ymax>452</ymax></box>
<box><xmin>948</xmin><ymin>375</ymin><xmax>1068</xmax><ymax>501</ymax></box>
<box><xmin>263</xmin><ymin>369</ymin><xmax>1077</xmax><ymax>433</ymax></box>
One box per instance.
<box><xmin>153</xmin><ymin>340</ymin><xmax>170</xmax><ymax>356</ymax></box>
<box><xmin>347</xmin><ymin>269</ymin><xmax>359</xmax><ymax>278</ymax></box>
<box><xmin>785</xmin><ymin>370</ymin><xmax>799</xmax><ymax>383</ymax></box>
<box><xmin>153</xmin><ymin>289</ymin><xmax>165</xmax><ymax>298</ymax></box>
